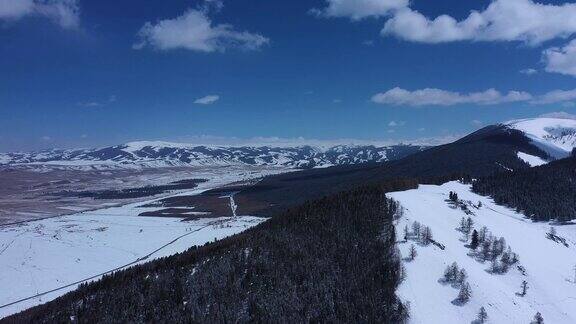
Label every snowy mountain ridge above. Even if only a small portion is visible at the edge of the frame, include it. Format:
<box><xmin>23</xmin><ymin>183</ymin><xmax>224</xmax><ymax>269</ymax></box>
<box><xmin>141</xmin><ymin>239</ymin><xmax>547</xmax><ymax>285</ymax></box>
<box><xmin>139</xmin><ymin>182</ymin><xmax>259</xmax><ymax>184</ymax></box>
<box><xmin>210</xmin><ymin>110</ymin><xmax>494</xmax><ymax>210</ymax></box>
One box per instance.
<box><xmin>0</xmin><ymin>141</ymin><xmax>426</xmax><ymax>170</ymax></box>
<box><xmin>503</xmin><ymin>117</ymin><xmax>576</xmax><ymax>161</ymax></box>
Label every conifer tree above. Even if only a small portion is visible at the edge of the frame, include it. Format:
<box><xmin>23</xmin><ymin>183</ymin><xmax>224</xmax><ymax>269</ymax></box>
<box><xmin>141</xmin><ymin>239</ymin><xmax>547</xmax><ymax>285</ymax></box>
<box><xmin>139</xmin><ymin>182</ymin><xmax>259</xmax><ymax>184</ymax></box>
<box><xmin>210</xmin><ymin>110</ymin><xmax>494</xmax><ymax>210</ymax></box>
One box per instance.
<box><xmin>533</xmin><ymin>312</ymin><xmax>544</xmax><ymax>324</ymax></box>
<box><xmin>456</xmin><ymin>269</ymin><xmax>467</xmax><ymax>286</ymax></box>
<box><xmin>477</xmin><ymin>306</ymin><xmax>488</xmax><ymax>323</ymax></box>
<box><xmin>470</xmin><ymin>229</ymin><xmax>479</xmax><ymax>250</ymax></box>
<box><xmin>457</xmin><ymin>282</ymin><xmax>472</xmax><ymax>304</ymax></box>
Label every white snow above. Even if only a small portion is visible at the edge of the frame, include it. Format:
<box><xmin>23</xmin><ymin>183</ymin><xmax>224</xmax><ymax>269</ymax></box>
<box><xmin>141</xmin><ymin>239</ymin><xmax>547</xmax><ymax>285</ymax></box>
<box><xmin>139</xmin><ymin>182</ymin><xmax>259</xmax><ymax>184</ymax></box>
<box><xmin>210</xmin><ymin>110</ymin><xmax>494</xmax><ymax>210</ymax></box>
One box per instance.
<box><xmin>505</xmin><ymin>117</ymin><xmax>576</xmax><ymax>159</ymax></box>
<box><xmin>0</xmin><ymin>212</ymin><xmax>265</xmax><ymax>318</ymax></box>
<box><xmin>389</xmin><ymin>182</ymin><xmax>576</xmax><ymax>324</ymax></box>
<box><xmin>0</xmin><ymin>167</ymin><xmax>274</xmax><ymax>318</ymax></box>
<box><xmin>517</xmin><ymin>152</ymin><xmax>547</xmax><ymax>167</ymax></box>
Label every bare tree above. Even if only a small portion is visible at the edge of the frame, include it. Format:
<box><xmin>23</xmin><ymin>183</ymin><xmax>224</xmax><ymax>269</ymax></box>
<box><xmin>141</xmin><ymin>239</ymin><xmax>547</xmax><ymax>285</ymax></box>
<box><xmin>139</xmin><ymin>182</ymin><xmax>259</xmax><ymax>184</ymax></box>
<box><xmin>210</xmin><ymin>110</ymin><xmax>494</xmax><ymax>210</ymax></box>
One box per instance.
<box><xmin>520</xmin><ymin>280</ymin><xmax>528</xmax><ymax>297</ymax></box>
<box><xmin>408</xmin><ymin>244</ymin><xmax>417</xmax><ymax>261</ymax></box>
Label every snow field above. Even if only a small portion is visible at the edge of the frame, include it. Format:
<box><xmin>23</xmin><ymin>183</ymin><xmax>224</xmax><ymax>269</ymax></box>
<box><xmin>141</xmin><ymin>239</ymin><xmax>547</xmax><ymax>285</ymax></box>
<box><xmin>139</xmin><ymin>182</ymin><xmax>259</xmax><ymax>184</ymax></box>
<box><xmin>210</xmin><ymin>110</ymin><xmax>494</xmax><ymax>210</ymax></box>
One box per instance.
<box><xmin>389</xmin><ymin>181</ymin><xmax>576</xmax><ymax>324</ymax></box>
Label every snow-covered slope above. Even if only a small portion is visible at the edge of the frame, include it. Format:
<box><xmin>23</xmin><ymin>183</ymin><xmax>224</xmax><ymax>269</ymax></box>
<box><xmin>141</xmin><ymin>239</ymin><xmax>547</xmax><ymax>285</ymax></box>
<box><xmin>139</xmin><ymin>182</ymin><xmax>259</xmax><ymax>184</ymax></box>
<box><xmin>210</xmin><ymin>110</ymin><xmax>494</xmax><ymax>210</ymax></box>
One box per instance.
<box><xmin>516</xmin><ymin>152</ymin><xmax>547</xmax><ymax>167</ymax></box>
<box><xmin>0</xmin><ymin>142</ymin><xmax>426</xmax><ymax>170</ymax></box>
<box><xmin>504</xmin><ymin>117</ymin><xmax>576</xmax><ymax>160</ymax></box>
<box><xmin>389</xmin><ymin>182</ymin><xmax>576</xmax><ymax>324</ymax></box>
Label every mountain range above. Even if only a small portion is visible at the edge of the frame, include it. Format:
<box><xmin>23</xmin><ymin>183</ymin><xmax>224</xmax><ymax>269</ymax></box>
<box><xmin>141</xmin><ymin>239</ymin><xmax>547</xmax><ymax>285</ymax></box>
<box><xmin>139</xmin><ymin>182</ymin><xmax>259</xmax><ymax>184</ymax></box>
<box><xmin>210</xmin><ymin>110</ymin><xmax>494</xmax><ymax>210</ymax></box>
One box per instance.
<box><xmin>0</xmin><ymin>142</ymin><xmax>426</xmax><ymax>170</ymax></box>
<box><xmin>2</xmin><ymin>117</ymin><xmax>575</xmax><ymax>172</ymax></box>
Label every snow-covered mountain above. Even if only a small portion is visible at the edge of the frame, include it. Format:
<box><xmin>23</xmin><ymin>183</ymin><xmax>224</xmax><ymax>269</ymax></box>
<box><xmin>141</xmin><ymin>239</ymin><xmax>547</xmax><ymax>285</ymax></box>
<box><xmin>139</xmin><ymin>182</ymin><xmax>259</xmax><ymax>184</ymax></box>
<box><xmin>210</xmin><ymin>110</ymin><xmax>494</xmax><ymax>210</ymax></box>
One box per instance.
<box><xmin>390</xmin><ymin>181</ymin><xmax>576</xmax><ymax>323</ymax></box>
<box><xmin>0</xmin><ymin>141</ymin><xmax>426</xmax><ymax>170</ymax></box>
<box><xmin>502</xmin><ymin>117</ymin><xmax>576</xmax><ymax>165</ymax></box>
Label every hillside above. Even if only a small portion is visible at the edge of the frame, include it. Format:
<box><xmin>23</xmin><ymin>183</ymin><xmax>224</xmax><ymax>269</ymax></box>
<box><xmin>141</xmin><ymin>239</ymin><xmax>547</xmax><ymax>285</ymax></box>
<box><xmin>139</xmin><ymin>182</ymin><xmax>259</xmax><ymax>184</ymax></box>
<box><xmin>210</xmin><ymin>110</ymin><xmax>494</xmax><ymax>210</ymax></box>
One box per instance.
<box><xmin>3</xmin><ymin>183</ymin><xmax>413</xmax><ymax>323</ymax></box>
<box><xmin>472</xmin><ymin>156</ymin><xmax>576</xmax><ymax>222</ymax></box>
<box><xmin>226</xmin><ymin>121</ymin><xmax>556</xmax><ymax>216</ymax></box>
<box><xmin>504</xmin><ymin>117</ymin><xmax>576</xmax><ymax>160</ymax></box>
<box><xmin>390</xmin><ymin>181</ymin><xmax>576</xmax><ymax>323</ymax></box>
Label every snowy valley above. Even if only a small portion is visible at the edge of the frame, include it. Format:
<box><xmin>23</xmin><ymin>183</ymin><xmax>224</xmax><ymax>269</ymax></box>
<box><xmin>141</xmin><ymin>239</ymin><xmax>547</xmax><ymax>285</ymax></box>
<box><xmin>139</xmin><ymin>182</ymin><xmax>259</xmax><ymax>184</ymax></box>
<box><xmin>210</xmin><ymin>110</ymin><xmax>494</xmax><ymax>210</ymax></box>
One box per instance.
<box><xmin>0</xmin><ymin>168</ymin><xmax>274</xmax><ymax>318</ymax></box>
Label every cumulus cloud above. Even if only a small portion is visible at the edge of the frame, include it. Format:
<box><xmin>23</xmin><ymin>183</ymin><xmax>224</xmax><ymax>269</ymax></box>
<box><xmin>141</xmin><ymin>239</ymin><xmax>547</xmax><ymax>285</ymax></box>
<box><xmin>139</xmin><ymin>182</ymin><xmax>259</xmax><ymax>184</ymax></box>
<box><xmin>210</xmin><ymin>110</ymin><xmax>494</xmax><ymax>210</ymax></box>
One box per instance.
<box><xmin>0</xmin><ymin>0</ymin><xmax>79</xmax><ymax>28</ymax></box>
<box><xmin>194</xmin><ymin>95</ymin><xmax>220</xmax><ymax>105</ymax></box>
<box><xmin>134</xmin><ymin>9</ymin><xmax>268</xmax><ymax>52</ymax></box>
<box><xmin>371</xmin><ymin>87</ymin><xmax>532</xmax><ymax>106</ymax></box>
<box><xmin>371</xmin><ymin>86</ymin><xmax>576</xmax><ymax>106</ymax></box>
<box><xmin>382</xmin><ymin>0</ymin><xmax>576</xmax><ymax>45</ymax></box>
<box><xmin>543</xmin><ymin>39</ymin><xmax>576</xmax><ymax>77</ymax></box>
<box><xmin>530</xmin><ymin>88</ymin><xmax>576</xmax><ymax>105</ymax></box>
<box><xmin>310</xmin><ymin>0</ymin><xmax>408</xmax><ymax>20</ymax></box>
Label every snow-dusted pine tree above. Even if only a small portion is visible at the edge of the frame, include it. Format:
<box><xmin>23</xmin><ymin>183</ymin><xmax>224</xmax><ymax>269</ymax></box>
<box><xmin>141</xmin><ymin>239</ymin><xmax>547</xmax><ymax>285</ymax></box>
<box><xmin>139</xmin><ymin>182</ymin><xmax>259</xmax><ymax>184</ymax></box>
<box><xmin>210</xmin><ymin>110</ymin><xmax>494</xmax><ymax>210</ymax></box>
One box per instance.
<box><xmin>533</xmin><ymin>312</ymin><xmax>544</xmax><ymax>324</ymax></box>
<box><xmin>470</xmin><ymin>229</ymin><xmax>479</xmax><ymax>250</ymax></box>
<box><xmin>457</xmin><ymin>282</ymin><xmax>472</xmax><ymax>304</ymax></box>
<box><xmin>477</xmin><ymin>306</ymin><xmax>488</xmax><ymax>323</ymax></box>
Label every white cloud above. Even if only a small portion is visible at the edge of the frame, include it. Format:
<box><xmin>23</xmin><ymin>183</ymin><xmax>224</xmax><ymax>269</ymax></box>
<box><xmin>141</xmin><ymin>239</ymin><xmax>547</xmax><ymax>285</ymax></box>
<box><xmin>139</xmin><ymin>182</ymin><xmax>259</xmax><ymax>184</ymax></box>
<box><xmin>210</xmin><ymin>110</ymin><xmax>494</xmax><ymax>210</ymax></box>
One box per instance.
<box><xmin>194</xmin><ymin>95</ymin><xmax>220</xmax><ymax>105</ymax></box>
<box><xmin>543</xmin><ymin>39</ymin><xmax>576</xmax><ymax>77</ymax></box>
<box><xmin>134</xmin><ymin>9</ymin><xmax>268</xmax><ymax>52</ymax></box>
<box><xmin>471</xmin><ymin>119</ymin><xmax>483</xmax><ymax>126</ymax></box>
<box><xmin>310</xmin><ymin>0</ymin><xmax>408</xmax><ymax>20</ymax></box>
<box><xmin>539</xmin><ymin>111</ymin><xmax>576</xmax><ymax>119</ymax></box>
<box><xmin>530</xmin><ymin>88</ymin><xmax>576</xmax><ymax>105</ymax></box>
<box><xmin>371</xmin><ymin>86</ymin><xmax>576</xmax><ymax>106</ymax></box>
<box><xmin>0</xmin><ymin>0</ymin><xmax>79</xmax><ymax>28</ymax></box>
<box><xmin>382</xmin><ymin>0</ymin><xmax>576</xmax><ymax>45</ymax></box>
<box><xmin>388</xmin><ymin>120</ymin><xmax>405</xmax><ymax>127</ymax></box>
<box><xmin>520</xmin><ymin>68</ymin><xmax>538</xmax><ymax>75</ymax></box>
<box><xmin>371</xmin><ymin>87</ymin><xmax>532</xmax><ymax>106</ymax></box>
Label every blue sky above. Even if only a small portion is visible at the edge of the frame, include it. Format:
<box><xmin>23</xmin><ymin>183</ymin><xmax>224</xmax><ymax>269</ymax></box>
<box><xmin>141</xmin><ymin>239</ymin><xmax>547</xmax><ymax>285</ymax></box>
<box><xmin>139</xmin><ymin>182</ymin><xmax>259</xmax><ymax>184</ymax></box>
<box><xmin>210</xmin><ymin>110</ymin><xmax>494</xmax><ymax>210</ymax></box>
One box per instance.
<box><xmin>1</xmin><ymin>0</ymin><xmax>576</xmax><ymax>151</ymax></box>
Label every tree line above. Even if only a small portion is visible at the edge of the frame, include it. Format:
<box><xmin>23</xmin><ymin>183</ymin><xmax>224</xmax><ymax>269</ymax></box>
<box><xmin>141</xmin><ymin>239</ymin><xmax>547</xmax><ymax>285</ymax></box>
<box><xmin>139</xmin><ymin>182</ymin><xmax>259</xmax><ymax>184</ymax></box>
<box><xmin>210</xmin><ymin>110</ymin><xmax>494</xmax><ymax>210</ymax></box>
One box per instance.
<box><xmin>472</xmin><ymin>156</ymin><xmax>576</xmax><ymax>222</ymax></box>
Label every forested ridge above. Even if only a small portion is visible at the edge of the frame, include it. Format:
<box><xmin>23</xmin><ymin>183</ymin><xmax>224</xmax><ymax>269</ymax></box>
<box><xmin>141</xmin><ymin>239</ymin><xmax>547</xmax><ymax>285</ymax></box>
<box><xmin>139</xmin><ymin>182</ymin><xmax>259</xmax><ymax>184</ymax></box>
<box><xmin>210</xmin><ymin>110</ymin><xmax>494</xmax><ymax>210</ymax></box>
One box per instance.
<box><xmin>472</xmin><ymin>156</ymin><xmax>576</xmax><ymax>222</ymax></box>
<box><xmin>4</xmin><ymin>179</ymin><xmax>418</xmax><ymax>323</ymax></box>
